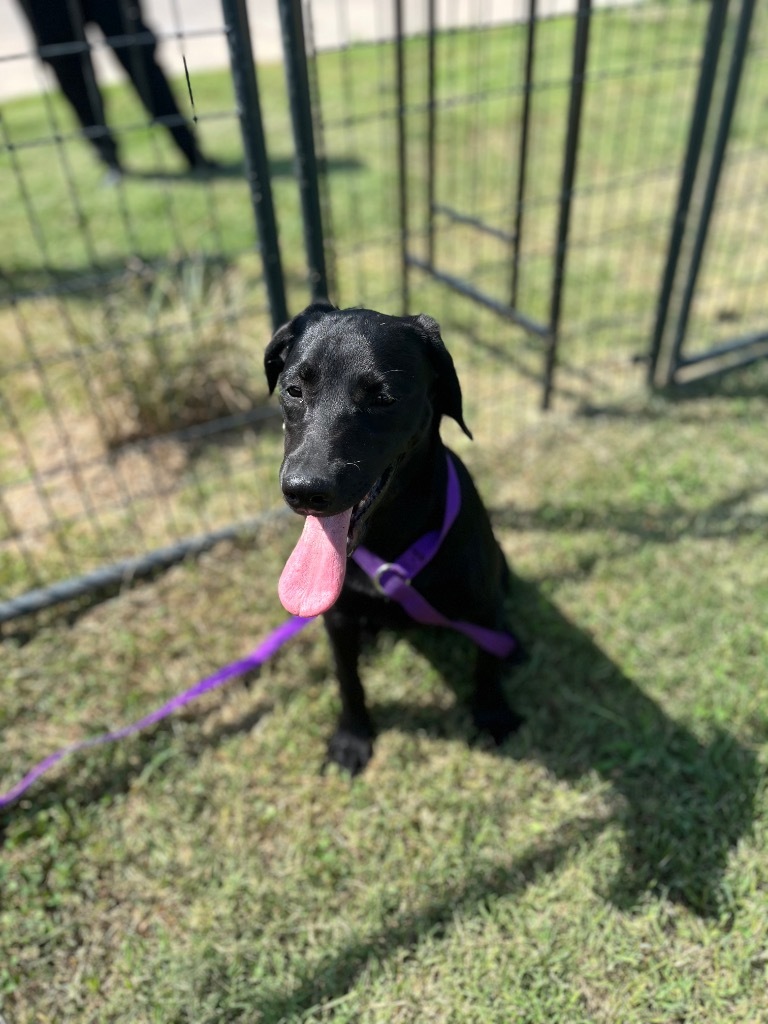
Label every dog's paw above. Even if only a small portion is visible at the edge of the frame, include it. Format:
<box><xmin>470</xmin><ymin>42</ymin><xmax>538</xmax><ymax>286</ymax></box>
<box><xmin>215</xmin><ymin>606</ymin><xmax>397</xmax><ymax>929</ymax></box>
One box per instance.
<box><xmin>472</xmin><ymin>704</ymin><xmax>524</xmax><ymax>746</ymax></box>
<box><xmin>325</xmin><ymin>728</ymin><xmax>374</xmax><ymax>776</ymax></box>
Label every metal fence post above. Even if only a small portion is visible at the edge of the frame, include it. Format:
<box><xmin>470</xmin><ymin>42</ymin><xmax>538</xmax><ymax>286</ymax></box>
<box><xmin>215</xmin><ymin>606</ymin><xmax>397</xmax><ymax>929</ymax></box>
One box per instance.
<box><xmin>647</xmin><ymin>0</ymin><xmax>730</xmax><ymax>386</ymax></box>
<box><xmin>221</xmin><ymin>0</ymin><xmax>288</xmax><ymax>329</ymax></box>
<box><xmin>542</xmin><ymin>0</ymin><xmax>591</xmax><ymax>410</ymax></box>
<box><xmin>395</xmin><ymin>0</ymin><xmax>410</xmax><ymax>316</ymax></box>
<box><xmin>277</xmin><ymin>0</ymin><xmax>329</xmax><ymax>303</ymax></box>
<box><xmin>510</xmin><ymin>0</ymin><xmax>537</xmax><ymax>309</ymax></box>
<box><xmin>666</xmin><ymin>0</ymin><xmax>755</xmax><ymax>384</ymax></box>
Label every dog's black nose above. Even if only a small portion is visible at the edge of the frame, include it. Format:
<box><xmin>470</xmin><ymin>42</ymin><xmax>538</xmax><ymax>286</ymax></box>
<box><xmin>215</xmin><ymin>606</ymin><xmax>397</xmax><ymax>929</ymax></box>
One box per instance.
<box><xmin>282</xmin><ymin>479</ymin><xmax>333</xmax><ymax>513</ymax></box>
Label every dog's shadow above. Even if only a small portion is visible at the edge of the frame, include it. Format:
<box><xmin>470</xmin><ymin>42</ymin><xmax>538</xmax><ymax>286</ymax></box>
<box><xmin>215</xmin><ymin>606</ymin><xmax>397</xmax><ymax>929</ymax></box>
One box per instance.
<box><xmin>372</xmin><ymin>575</ymin><xmax>759</xmax><ymax>919</ymax></box>
<box><xmin>250</xmin><ymin>574</ymin><xmax>760</xmax><ymax>1022</ymax></box>
<box><xmin>4</xmin><ymin>576</ymin><xmax>756</xmax><ymax>919</ymax></box>
<box><xmin>2</xmin><ymin>576</ymin><xmax>759</xmax><ymax>1021</ymax></box>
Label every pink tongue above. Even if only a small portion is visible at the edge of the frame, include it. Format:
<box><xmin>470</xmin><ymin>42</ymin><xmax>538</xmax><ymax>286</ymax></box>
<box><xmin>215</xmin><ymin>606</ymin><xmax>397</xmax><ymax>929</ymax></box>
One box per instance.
<box><xmin>278</xmin><ymin>509</ymin><xmax>352</xmax><ymax>617</ymax></box>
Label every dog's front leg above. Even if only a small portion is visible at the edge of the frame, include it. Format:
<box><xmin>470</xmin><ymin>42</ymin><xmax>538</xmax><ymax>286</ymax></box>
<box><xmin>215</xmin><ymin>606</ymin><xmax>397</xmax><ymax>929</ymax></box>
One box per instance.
<box><xmin>471</xmin><ymin>649</ymin><xmax>524</xmax><ymax>746</ymax></box>
<box><xmin>323</xmin><ymin>608</ymin><xmax>375</xmax><ymax>774</ymax></box>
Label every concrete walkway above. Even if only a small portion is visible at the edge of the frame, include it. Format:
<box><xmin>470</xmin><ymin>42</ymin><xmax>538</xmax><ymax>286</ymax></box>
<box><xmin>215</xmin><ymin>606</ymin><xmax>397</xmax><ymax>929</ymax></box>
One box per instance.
<box><xmin>0</xmin><ymin>0</ymin><xmax>632</xmax><ymax>101</ymax></box>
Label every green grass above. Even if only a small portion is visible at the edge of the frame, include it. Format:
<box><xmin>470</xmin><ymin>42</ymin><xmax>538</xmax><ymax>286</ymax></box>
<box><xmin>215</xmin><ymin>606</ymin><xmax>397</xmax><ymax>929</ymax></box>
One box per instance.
<box><xmin>2</xmin><ymin>371</ymin><xmax>767</xmax><ymax>1022</ymax></box>
<box><xmin>2</xmin><ymin>3</ymin><xmax>768</xmax><ymax>1020</ymax></box>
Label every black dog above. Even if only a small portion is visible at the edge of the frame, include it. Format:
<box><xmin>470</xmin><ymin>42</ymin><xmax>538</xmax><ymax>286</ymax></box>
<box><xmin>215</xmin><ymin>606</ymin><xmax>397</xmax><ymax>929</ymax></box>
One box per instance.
<box><xmin>265</xmin><ymin>301</ymin><xmax>522</xmax><ymax>773</ymax></box>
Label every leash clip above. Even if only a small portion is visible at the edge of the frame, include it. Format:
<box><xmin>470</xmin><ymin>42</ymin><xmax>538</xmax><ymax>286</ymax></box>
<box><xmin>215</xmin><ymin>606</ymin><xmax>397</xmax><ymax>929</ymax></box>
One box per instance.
<box><xmin>372</xmin><ymin>561</ymin><xmax>411</xmax><ymax>595</ymax></box>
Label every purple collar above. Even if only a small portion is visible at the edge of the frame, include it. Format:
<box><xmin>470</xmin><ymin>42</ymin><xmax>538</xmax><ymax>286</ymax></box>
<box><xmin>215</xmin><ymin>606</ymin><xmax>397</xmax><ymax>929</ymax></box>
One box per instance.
<box><xmin>352</xmin><ymin>453</ymin><xmax>517</xmax><ymax>658</ymax></box>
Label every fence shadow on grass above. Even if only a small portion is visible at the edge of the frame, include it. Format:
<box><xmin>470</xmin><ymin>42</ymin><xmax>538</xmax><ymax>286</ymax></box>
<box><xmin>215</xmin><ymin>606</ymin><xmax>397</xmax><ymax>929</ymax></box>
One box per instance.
<box><xmin>252</xmin><ymin>569</ymin><xmax>759</xmax><ymax>1019</ymax></box>
<box><xmin>0</xmin><ymin>698</ymin><xmax>273</xmax><ymax>838</ymax></box>
<box><xmin>126</xmin><ymin>154</ymin><xmax>364</xmax><ymax>184</ymax></box>
<box><xmin>0</xmin><ymin>573</ymin><xmax>759</xmax><ymax>1017</ymax></box>
<box><xmin>576</xmin><ymin>361</ymin><xmax>768</xmax><ymax>421</ymax></box>
<box><xmin>253</xmin><ymin>812</ymin><xmax>608</xmax><ymax>1023</ymax></box>
<box><xmin>489</xmin><ymin>485</ymin><xmax>768</xmax><ymax>548</ymax></box>
<box><xmin>3</xmin><ymin>573</ymin><xmax>757</xmax><ymax>916</ymax></box>
<box><xmin>249</xmin><ymin>583</ymin><xmax>759</xmax><ymax>1020</ymax></box>
<box><xmin>392</xmin><ymin>575</ymin><xmax>759</xmax><ymax>920</ymax></box>
<box><xmin>519</xmin><ymin>581</ymin><xmax>759</xmax><ymax>917</ymax></box>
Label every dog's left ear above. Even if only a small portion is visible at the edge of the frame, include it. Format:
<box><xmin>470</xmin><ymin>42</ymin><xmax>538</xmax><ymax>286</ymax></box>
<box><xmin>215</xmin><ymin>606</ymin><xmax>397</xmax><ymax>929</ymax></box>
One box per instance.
<box><xmin>264</xmin><ymin>299</ymin><xmax>337</xmax><ymax>394</ymax></box>
<box><xmin>410</xmin><ymin>314</ymin><xmax>472</xmax><ymax>439</ymax></box>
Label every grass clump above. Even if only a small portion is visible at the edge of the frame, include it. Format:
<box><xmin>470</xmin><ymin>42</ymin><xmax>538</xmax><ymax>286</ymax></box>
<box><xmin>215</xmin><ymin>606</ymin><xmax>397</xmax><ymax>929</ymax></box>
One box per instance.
<box><xmin>85</xmin><ymin>255</ymin><xmax>266</xmax><ymax>449</ymax></box>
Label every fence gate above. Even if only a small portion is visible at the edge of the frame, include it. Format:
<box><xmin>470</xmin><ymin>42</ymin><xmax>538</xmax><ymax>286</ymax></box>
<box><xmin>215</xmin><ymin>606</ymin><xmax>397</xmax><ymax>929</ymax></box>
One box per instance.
<box><xmin>397</xmin><ymin>0</ymin><xmax>767</xmax><ymax>403</ymax></box>
<box><xmin>649</xmin><ymin>0</ymin><xmax>766</xmax><ymax>387</ymax></box>
<box><xmin>397</xmin><ymin>0</ymin><xmax>593</xmax><ymax>409</ymax></box>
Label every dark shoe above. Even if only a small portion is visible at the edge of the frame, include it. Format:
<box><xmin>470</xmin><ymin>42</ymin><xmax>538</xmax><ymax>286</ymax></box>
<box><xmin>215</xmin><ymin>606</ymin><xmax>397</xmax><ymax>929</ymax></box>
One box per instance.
<box><xmin>186</xmin><ymin>152</ymin><xmax>223</xmax><ymax>175</ymax></box>
<box><xmin>101</xmin><ymin>160</ymin><xmax>123</xmax><ymax>187</ymax></box>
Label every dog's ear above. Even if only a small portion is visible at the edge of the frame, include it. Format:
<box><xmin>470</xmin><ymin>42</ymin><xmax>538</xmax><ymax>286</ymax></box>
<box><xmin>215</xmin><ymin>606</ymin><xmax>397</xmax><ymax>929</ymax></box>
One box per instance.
<box><xmin>264</xmin><ymin>299</ymin><xmax>337</xmax><ymax>394</ymax></box>
<box><xmin>410</xmin><ymin>314</ymin><xmax>473</xmax><ymax>439</ymax></box>
<box><xmin>264</xmin><ymin>321</ymin><xmax>294</xmax><ymax>395</ymax></box>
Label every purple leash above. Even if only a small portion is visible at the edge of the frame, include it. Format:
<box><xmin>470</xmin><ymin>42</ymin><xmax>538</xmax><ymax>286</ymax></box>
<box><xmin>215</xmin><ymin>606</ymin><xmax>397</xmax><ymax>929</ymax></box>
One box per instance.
<box><xmin>2</xmin><ymin>452</ymin><xmax>514</xmax><ymax>808</ymax></box>
<box><xmin>0</xmin><ymin>615</ymin><xmax>314</xmax><ymax>809</ymax></box>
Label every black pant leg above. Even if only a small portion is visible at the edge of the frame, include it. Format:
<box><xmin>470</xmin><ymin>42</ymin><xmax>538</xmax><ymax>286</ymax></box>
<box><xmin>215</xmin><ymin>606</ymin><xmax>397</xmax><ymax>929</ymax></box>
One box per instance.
<box><xmin>88</xmin><ymin>0</ymin><xmax>202</xmax><ymax>165</ymax></box>
<box><xmin>17</xmin><ymin>0</ymin><xmax>120</xmax><ymax>167</ymax></box>
<box><xmin>47</xmin><ymin>53</ymin><xmax>121</xmax><ymax>167</ymax></box>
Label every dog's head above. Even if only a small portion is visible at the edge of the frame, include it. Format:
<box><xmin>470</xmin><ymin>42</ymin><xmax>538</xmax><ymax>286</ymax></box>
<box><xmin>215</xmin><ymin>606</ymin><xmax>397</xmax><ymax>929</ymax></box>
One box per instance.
<box><xmin>264</xmin><ymin>302</ymin><xmax>471</xmax><ymax>530</ymax></box>
<box><xmin>266</xmin><ymin>302</ymin><xmax>470</xmax><ymax>436</ymax></box>
<box><xmin>265</xmin><ymin>302</ymin><xmax>473</xmax><ymax>615</ymax></box>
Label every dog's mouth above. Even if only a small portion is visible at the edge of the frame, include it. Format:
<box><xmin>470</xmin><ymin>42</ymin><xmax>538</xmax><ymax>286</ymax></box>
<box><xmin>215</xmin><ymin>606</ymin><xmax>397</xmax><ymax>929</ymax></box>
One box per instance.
<box><xmin>278</xmin><ymin>462</ymin><xmax>396</xmax><ymax>618</ymax></box>
<box><xmin>348</xmin><ymin>462</ymin><xmax>395</xmax><ymax>553</ymax></box>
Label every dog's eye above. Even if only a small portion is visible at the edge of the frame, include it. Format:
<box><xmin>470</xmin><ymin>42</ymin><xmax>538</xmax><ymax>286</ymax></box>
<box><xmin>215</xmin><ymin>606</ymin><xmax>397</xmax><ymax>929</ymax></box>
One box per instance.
<box><xmin>284</xmin><ymin>385</ymin><xmax>303</xmax><ymax>399</ymax></box>
<box><xmin>373</xmin><ymin>394</ymin><xmax>396</xmax><ymax>407</ymax></box>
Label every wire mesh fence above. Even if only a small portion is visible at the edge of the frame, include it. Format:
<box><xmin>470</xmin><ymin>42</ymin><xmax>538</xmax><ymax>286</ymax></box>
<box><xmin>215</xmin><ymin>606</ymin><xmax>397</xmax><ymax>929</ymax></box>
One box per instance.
<box><xmin>1</xmin><ymin>0</ymin><xmax>293</xmax><ymax>616</ymax></box>
<box><xmin>393</xmin><ymin>0</ymin><xmax>766</xmax><ymax>405</ymax></box>
<box><xmin>1</xmin><ymin>0</ymin><xmax>765</xmax><ymax>620</ymax></box>
<box><xmin>650</xmin><ymin>0</ymin><xmax>768</xmax><ymax>384</ymax></box>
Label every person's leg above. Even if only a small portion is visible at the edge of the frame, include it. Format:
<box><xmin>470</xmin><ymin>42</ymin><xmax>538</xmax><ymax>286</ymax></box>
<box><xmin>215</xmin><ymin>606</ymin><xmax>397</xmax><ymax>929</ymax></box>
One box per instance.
<box><xmin>46</xmin><ymin>52</ymin><xmax>121</xmax><ymax>169</ymax></box>
<box><xmin>17</xmin><ymin>0</ymin><xmax>121</xmax><ymax>169</ymax></box>
<box><xmin>89</xmin><ymin>0</ymin><xmax>210</xmax><ymax>168</ymax></box>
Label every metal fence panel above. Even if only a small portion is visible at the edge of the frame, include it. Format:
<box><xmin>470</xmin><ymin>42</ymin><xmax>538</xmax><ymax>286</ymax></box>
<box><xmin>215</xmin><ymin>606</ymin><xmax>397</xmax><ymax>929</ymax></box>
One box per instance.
<box><xmin>1</xmin><ymin>0</ymin><xmax>295</xmax><ymax>618</ymax></box>
<box><xmin>2</xmin><ymin>0</ymin><xmax>766</xmax><ymax>622</ymax></box>
<box><xmin>650</xmin><ymin>0</ymin><xmax>767</xmax><ymax>386</ymax></box>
